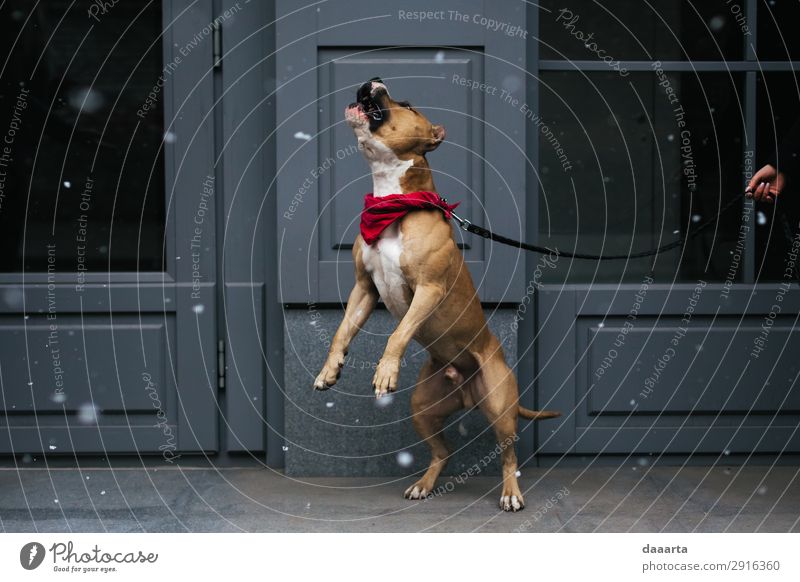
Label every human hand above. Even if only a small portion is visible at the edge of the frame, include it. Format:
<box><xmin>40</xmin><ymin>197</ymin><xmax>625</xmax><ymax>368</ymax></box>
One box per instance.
<box><xmin>745</xmin><ymin>164</ymin><xmax>786</xmax><ymax>203</ymax></box>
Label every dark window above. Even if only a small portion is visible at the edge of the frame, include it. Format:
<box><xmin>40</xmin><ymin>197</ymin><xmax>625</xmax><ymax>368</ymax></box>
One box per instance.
<box><xmin>537</xmin><ymin>0</ymin><xmax>799</xmax><ymax>286</ymax></box>
<box><xmin>757</xmin><ymin>0</ymin><xmax>800</xmax><ymax>61</ymax></box>
<box><xmin>539</xmin><ymin>0</ymin><xmax>746</xmax><ymax>62</ymax></box>
<box><xmin>539</xmin><ymin>71</ymin><xmax>745</xmax><ymax>283</ymax></box>
<box><xmin>0</xmin><ymin>0</ymin><xmax>165</xmax><ymax>273</ymax></box>
<box><xmin>755</xmin><ymin>71</ymin><xmax>800</xmax><ymax>282</ymax></box>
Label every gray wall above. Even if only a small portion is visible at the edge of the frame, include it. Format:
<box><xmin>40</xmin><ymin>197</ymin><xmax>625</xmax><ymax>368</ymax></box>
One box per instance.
<box><xmin>284</xmin><ymin>308</ymin><xmax>523</xmax><ymax>477</ymax></box>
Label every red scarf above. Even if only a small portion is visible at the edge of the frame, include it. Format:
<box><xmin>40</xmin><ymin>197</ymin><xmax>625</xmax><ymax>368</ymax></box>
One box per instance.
<box><xmin>360</xmin><ymin>192</ymin><xmax>460</xmax><ymax>245</ymax></box>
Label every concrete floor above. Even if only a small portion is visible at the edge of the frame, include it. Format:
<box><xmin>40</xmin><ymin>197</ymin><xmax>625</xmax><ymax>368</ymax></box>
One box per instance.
<box><xmin>1</xmin><ymin>465</ymin><xmax>798</xmax><ymax>532</ymax></box>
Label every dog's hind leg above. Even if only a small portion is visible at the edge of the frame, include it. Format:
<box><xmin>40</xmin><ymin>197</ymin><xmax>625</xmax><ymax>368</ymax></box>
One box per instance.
<box><xmin>404</xmin><ymin>359</ymin><xmax>463</xmax><ymax>500</ymax></box>
<box><xmin>473</xmin><ymin>349</ymin><xmax>526</xmax><ymax>512</ymax></box>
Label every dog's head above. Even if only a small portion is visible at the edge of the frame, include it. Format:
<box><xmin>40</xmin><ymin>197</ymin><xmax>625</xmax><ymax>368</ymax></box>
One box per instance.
<box><xmin>345</xmin><ymin>78</ymin><xmax>446</xmax><ymax>160</ymax></box>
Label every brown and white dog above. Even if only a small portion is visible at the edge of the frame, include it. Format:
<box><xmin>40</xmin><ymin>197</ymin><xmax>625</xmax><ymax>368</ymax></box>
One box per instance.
<box><xmin>313</xmin><ymin>78</ymin><xmax>559</xmax><ymax>512</ymax></box>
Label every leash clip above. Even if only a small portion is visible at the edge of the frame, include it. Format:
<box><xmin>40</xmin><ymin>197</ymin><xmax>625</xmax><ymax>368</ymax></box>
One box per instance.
<box><xmin>451</xmin><ymin>212</ymin><xmax>472</xmax><ymax>231</ymax></box>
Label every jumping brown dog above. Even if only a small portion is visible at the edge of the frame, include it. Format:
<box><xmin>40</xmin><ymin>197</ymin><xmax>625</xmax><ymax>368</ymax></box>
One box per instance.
<box><xmin>313</xmin><ymin>78</ymin><xmax>560</xmax><ymax>512</ymax></box>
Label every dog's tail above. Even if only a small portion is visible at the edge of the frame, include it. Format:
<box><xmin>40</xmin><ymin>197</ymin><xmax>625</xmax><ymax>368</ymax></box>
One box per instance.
<box><xmin>518</xmin><ymin>406</ymin><xmax>561</xmax><ymax>421</ymax></box>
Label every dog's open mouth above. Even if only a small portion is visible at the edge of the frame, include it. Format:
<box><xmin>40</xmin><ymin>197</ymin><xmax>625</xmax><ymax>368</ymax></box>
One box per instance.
<box><xmin>365</xmin><ymin>92</ymin><xmax>385</xmax><ymax>121</ymax></box>
<box><xmin>349</xmin><ymin>97</ymin><xmax>382</xmax><ymax>122</ymax></box>
<box><xmin>349</xmin><ymin>78</ymin><xmax>387</xmax><ymax>128</ymax></box>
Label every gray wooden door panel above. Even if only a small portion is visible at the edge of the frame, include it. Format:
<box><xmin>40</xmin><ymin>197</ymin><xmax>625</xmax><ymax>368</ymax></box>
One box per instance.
<box><xmin>536</xmin><ymin>289</ymin><xmax>579</xmax><ymax>454</ymax></box>
<box><xmin>0</xmin><ymin>427</ymin><xmax>179</xmax><ymax>455</ymax></box>
<box><xmin>585</xmin><ymin>324</ymin><xmax>800</xmax><ymax>414</ymax></box>
<box><xmin>577</xmin><ymin>427</ymin><xmax>800</xmax><ymax>455</ymax></box>
<box><xmin>222</xmin><ymin>283</ymin><xmax>266</xmax><ymax>452</ymax></box>
<box><xmin>314</xmin><ymin>0</ymin><xmax>487</xmax><ymax>46</ymax></box>
<box><xmin>0</xmin><ymin>282</ymin><xmax>174</xmax><ymax>313</ymax></box>
<box><xmin>537</xmin><ymin>286</ymin><xmax>800</xmax><ymax>454</ymax></box>
<box><xmin>0</xmin><ymin>316</ymin><xmax>168</xmax><ymax>414</ymax></box>
<box><xmin>0</xmin><ymin>311</ymin><xmax>179</xmax><ymax>454</ymax></box>
<box><xmin>574</xmin><ymin>285</ymin><xmax>800</xmax><ymax>315</ymax></box>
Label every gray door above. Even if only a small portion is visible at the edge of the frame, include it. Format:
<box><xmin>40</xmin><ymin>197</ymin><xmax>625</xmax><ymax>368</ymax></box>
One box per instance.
<box><xmin>276</xmin><ymin>0</ymin><xmax>527</xmax><ymax>304</ymax></box>
<box><xmin>532</xmin><ymin>1</ymin><xmax>800</xmax><ymax>456</ymax></box>
<box><xmin>273</xmin><ymin>0</ymin><xmax>537</xmax><ymax>467</ymax></box>
<box><xmin>0</xmin><ymin>1</ymin><xmax>219</xmax><ymax>455</ymax></box>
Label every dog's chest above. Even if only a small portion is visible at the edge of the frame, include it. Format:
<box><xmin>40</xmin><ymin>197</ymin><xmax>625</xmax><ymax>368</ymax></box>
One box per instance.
<box><xmin>361</xmin><ymin>224</ymin><xmax>410</xmax><ymax>319</ymax></box>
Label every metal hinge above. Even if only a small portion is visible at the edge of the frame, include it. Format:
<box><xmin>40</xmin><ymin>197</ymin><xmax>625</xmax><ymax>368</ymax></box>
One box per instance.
<box><xmin>217</xmin><ymin>339</ymin><xmax>226</xmax><ymax>389</ymax></box>
<box><xmin>212</xmin><ymin>21</ymin><xmax>222</xmax><ymax>69</ymax></box>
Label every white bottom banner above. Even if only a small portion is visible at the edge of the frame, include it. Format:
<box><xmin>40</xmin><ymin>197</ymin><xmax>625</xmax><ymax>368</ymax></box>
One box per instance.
<box><xmin>0</xmin><ymin>533</ymin><xmax>797</xmax><ymax>580</ymax></box>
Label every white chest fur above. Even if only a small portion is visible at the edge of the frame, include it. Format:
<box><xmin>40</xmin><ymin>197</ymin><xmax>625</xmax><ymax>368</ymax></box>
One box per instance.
<box><xmin>361</xmin><ymin>223</ymin><xmax>410</xmax><ymax>319</ymax></box>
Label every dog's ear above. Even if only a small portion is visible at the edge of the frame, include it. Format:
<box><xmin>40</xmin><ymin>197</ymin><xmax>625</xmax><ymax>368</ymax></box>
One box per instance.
<box><xmin>421</xmin><ymin>124</ymin><xmax>446</xmax><ymax>152</ymax></box>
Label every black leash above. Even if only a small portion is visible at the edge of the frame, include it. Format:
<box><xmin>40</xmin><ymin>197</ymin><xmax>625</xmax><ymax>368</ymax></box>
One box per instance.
<box><xmin>450</xmin><ymin>193</ymin><xmax>746</xmax><ymax>261</ymax></box>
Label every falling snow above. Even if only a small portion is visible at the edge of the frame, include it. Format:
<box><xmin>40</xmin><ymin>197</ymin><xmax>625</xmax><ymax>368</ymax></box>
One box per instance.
<box><xmin>502</xmin><ymin>75</ymin><xmax>521</xmax><ymax>93</ymax></box>
<box><xmin>375</xmin><ymin>393</ymin><xmax>394</xmax><ymax>408</ymax></box>
<box><xmin>709</xmin><ymin>15</ymin><xmax>726</xmax><ymax>31</ymax></box>
<box><xmin>69</xmin><ymin>87</ymin><xmax>105</xmax><ymax>113</ymax></box>
<box><xmin>3</xmin><ymin>288</ymin><xmax>24</xmax><ymax>308</ymax></box>
<box><xmin>396</xmin><ymin>451</ymin><xmax>413</xmax><ymax>467</ymax></box>
<box><xmin>77</xmin><ymin>403</ymin><xmax>99</xmax><ymax>425</ymax></box>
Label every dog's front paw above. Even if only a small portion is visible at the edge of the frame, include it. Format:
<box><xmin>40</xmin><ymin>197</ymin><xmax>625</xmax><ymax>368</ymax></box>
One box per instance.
<box><xmin>372</xmin><ymin>358</ymin><xmax>400</xmax><ymax>397</ymax></box>
<box><xmin>313</xmin><ymin>353</ymin><xmax>345</xmax><ymax>390</ymax></box>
